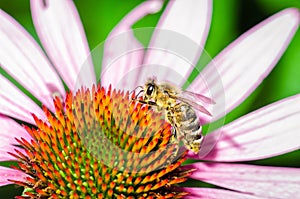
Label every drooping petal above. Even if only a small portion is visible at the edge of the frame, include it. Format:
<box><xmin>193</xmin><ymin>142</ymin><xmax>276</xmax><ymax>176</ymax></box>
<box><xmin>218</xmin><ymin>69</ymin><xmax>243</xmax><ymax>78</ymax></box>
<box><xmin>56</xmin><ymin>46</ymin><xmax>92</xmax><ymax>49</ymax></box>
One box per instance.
<box><xmin>185</xmin><ymin>162</ymin><xmax>300</xmax><ymax>199</ymax></box>
<box><xmin>140</xmin><ymin>0</ymin><xmax>212</xmax><ymax>87</ymax></box>
<box><xmin>31</xmin><ymin>0</ymin><xmax>95</xmax><ymax>90</ymax></box>
<box><xmin>183</xmin><ymin>188</ymin><xmax>261</xmax><ymax>199</ymax></box>
<box><xmin>189</xmin><ymin>8</ymin><xmax>300</xmax><ymax>122</ymax></box>
<box><xmin>0</xmin><ymin>9</ymin><xmax>65</xmax><ymax>111</ymax></box>
<box><xmin>0</xmin><ymin>74</ymin><xmax>45</xmax><ymax>124</ymax></box>
<box><xmin>0</xmin><ymin>166</ymin><xmax>27</xmax><ymax>186</ymax></box>
<box><xmin>193</xmin><ymin>94</ymin><xmax>300</xmax><ymax>161</ymax></box>
<box><xmin>0</xmin><ymin>115</ymin><xmax>29</xmax><ymax>161</ymax></box>
<box><xmin>101</xmin><ymin>0</ymin><xmax>163</xmax><ymax>90</ymax></box>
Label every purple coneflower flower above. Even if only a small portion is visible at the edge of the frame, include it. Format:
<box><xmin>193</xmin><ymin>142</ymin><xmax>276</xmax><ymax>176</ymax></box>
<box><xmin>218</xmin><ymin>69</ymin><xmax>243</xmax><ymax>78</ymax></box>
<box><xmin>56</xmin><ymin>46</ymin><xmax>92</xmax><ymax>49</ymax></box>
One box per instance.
<box><xmin>0</xmin><ymin>0</ymin><xmax>299</xmax><ymax>198</ymax></box>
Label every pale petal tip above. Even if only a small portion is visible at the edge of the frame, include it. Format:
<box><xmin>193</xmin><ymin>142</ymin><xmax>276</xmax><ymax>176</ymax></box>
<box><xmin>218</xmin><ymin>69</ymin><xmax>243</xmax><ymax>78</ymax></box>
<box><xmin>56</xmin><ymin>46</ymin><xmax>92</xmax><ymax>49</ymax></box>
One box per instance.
<box><xmin>281</xmin><ymin>8</ymin><xmax>300</xmax><ymax>25</ymax></box>
<box><xmin>147</xmin><ymin>0</ymin><xmax>164</xmax><ymax>14</ymax></box>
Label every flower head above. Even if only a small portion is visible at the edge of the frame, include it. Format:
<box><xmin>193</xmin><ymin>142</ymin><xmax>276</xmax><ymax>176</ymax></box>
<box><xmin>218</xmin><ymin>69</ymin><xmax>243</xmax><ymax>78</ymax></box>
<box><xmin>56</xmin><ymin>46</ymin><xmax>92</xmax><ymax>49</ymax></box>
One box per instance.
<box><xmin>9</xmin><ymin>85</ymin><xmax>191</xmax><ymax>198</ymax></box>
<box><xmin>0</xmin><ymin>0</ymin><xmax>300</xmax><ymax>198</ymax></box>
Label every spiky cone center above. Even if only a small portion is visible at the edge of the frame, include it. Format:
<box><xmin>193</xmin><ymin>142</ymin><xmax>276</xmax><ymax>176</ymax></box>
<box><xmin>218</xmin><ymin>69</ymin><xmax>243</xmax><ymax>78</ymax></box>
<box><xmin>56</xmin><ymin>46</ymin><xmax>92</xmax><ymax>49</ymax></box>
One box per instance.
<box><xmin>9</xmin><ymin>84</ymin><xmax>193</xmax><ymax>199</ymax></box>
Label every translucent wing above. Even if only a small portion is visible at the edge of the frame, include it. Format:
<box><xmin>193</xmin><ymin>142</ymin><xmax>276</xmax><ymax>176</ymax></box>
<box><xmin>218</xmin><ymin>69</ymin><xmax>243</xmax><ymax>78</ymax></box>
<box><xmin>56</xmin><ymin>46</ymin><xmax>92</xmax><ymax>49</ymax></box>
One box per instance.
<box><xmin>179</xmin><ymin>90</ymin><xmax>215</xmax><ymax>104</ymax></box>
<box><xmin>168</xmin><ymin>90</ymin><xmax>214</xmax><ymax>116</ymax></box>
<box><xmin>175</xmin><ymin>95</ymin><xmax>213</xmax><ymax>116</ymax></box>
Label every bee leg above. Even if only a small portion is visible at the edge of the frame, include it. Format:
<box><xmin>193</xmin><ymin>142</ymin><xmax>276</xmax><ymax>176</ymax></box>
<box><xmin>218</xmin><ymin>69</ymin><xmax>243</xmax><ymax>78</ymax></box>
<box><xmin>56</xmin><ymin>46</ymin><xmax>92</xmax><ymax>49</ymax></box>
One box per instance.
<box><xmin>166</xmin><ymin>141</ymin><xmax>180</xmax><ymax>166</ymax></box>
<box><xmin>136</xmin><ymin>99</ymin><xmax>157</xmax><ymax>107</ymax></box>
<box><xmin>171</xmin><ymin>127</ymin><xmax>177</xmax><ymax>141</ymax></box>
<box><xmin>163</xmin><ymin>110</ymin><xmax>180</xmax><ymax>165</ymax></box>
<box><xmin>165</xmin><ymin>126</ymin><xmax>180</xmax><ymax>165</ymax></box>
<box><xmin>168</xmin><ymin>128</ymin><xmax>181</xmax><ymax>165</ymax></box>
<box><xmin>165</xmin><ymin>112</ymin><xmax>178</xmax><ymax>143</ymax></box>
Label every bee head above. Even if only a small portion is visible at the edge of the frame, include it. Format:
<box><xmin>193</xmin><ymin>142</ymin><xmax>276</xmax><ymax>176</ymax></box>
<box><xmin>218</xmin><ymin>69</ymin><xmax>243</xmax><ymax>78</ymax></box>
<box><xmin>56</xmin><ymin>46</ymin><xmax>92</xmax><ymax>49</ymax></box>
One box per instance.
<box><xmin>144</xmin><ymin>79</ymin><xmax>157</xmax><ymax>100</ymax></box>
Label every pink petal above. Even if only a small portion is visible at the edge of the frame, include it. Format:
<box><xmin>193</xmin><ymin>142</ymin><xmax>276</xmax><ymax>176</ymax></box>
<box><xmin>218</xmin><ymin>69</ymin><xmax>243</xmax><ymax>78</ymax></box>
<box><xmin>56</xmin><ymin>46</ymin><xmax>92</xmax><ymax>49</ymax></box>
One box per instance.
<box><xmin>193</xmin><ymin>94</ymin><xmax>300</xmax><ymax>161</ymax></box>
<box><xmin>189</xmin><ymin>8</ymin><xmax>300</xmax><ymax>122</ymax></box>
<box><xmin>0</xmin><ymin>74</ymin><xmax>45</xmax><ymax>124</ymax></box>
<box><xmin>183</xmin><ymin>188</ymin><xmax>260</xmax><ymax>199</ymax></box>
<box><xmin>101</xmin><ymin>0</ymin><xmax>163</xmax><ymax>90</ymax></box>
<box><xmin>185</xmin><ymin>162</ymin><xmax>300</xmax><ymax>198</ymax></box>
<box><xmin>31</xmin><ymin>0</ymin><xmax>95</xmax><ymax>91</ymax></box>
<box><xmin>0</xmin><ymin>115</ymin><xmax>30</xmax><ymax>161</ymax></box>
<box><xmin>0</xmin><ymin>166</ymin><xmax>27</xmax><ymax>186</ymax></box>
<box><xmin>139</xmin><ymin>0</ymin><xmax>212</xmax><ymax>87</ymax></box>
<box><xmin>0</xmin><ymin>9</ymin><xmax>65</xmax><ymax>111</ymax></box>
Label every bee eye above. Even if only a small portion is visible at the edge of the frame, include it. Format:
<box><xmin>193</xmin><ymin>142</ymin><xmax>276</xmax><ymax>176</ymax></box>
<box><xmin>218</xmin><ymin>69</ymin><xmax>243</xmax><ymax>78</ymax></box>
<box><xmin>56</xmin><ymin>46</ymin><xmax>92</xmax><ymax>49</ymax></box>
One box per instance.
<box><xmin>146</xmin><ymin>84</ymin><xmax>154</xmax><ymax>96</ymax></box>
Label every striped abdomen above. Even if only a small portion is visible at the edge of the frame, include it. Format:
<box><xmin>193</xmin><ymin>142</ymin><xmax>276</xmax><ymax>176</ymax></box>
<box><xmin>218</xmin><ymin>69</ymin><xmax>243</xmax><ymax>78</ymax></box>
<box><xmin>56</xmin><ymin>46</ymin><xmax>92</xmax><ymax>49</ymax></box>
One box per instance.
<box><xmin>172</xmin><ymin>103</ymin><xmax>203</xmax><ymax>153</ymax></box>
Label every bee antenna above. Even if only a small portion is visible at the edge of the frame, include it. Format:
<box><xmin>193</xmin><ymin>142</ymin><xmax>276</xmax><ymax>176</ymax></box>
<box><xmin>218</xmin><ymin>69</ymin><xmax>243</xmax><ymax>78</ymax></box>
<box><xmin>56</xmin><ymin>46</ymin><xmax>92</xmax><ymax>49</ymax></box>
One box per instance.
<box><xmin>133</xmin><ymin>90</ymin><xmax>145</xmax><ymax>100</ymax></box>
<box><xmin>130</xmin><ymin>86</ymin><xmax>144</xmax><ymax>100</ymax></box>
<box><xmin>131</xmin><ymin>86</ymin><xmax>143</xmax><ymax>93</ymax></box>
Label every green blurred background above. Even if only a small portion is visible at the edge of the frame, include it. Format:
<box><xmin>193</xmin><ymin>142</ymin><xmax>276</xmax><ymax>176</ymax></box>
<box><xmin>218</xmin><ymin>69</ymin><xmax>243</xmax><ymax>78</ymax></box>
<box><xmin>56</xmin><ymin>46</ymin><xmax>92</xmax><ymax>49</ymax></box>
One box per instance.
<box><xmin>0</xmin><ymin>0</ymin><xmax>299</xmax><ymax>197</ymax></box>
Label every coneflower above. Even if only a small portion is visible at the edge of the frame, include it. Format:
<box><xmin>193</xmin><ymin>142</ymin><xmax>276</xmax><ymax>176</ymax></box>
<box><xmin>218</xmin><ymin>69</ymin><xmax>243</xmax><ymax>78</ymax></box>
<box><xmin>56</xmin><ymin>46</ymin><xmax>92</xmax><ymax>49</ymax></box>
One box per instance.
<box><xmin>9</xmin><ymin>85</ymin><xmax>191</xmax><ymax>198</ymax></box>
<box><xmin>1</xmin><ymin>0</ymin><xmax>300</xmax><ymax>198</ymax></box>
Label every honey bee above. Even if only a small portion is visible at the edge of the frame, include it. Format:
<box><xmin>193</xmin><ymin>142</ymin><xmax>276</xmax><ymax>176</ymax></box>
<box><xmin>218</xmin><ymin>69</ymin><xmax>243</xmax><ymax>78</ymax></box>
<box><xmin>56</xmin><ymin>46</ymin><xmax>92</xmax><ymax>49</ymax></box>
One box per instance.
<box><xmin>133</xmin><ymin>78</ymin><xmax>214</xmax><ymax>154</ymax></box>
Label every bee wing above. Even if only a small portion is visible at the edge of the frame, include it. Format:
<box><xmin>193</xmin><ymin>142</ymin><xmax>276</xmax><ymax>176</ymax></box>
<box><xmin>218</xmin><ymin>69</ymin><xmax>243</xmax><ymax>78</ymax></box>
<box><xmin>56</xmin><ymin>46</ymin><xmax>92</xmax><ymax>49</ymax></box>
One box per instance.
<box><xmin>180</xmin><ymin>90</ymin><xmax>215</xmax><ymax>104</ymax></box>
<box><xmin>168</xmin><ymin>91</ymin><xmax>213</xmax><ymax>116</ymax></box>
<box><xmin>175</xmin><ymin>95</ymin><xmax>213</xmax><ymax>116</ymax></box>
